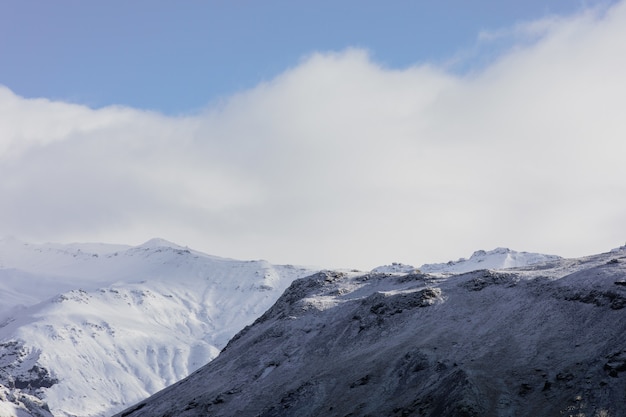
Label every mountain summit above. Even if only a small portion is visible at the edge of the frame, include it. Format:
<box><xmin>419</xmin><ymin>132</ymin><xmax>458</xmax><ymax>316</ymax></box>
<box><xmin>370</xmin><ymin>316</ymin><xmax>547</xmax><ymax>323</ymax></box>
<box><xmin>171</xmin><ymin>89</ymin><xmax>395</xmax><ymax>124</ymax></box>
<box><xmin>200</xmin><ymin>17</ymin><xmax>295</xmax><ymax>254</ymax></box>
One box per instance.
<box><xmin>372</xmin><ymin>247</ymin><xmax>561</xmax><ymax>275</ymax></box>
<box><xmin>419</xmin><ymin>247</ymin><xmax>562</xmax><ymax>274</ymax></box>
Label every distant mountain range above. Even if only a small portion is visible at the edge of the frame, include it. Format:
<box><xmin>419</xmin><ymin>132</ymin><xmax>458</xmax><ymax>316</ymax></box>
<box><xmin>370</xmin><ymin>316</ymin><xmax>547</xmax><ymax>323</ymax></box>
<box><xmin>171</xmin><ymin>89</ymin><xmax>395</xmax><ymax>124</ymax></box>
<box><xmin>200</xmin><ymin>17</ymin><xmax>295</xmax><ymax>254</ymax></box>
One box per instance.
<box><xmin>2</xmin><ymin>238</ymin><xmax>623</xmax><ymax>416</ymax></box>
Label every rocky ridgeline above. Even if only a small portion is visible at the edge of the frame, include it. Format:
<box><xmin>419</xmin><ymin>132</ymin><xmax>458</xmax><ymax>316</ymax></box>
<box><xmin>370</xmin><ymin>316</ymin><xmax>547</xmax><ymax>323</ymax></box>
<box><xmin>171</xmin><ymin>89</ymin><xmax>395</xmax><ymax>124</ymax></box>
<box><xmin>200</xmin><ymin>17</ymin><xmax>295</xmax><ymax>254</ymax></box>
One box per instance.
<box><xmin>116</xmin><ymin>250</ymin><xmax>626</xmax><ymax>417</ymax></box>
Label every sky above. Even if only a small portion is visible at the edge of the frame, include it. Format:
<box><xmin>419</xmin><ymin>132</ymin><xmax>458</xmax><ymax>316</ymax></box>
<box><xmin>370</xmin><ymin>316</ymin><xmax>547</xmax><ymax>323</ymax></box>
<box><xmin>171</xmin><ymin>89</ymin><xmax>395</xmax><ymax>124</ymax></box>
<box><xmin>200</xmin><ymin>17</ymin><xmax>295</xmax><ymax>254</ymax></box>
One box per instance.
<box><xmin>1</xmin><ymin>0</ymin><xmax>625</xmax><ymax>269</ymax></box>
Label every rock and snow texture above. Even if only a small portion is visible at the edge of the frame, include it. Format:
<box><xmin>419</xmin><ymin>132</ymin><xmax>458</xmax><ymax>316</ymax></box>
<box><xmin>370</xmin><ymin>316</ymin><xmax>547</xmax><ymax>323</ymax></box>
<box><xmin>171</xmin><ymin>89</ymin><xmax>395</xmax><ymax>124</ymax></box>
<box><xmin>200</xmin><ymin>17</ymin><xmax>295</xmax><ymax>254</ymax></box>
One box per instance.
<box><xmin>370</xmin><ymin>262</ymin><xmax>419</xmax><ymax>274</ymax></box>
<box><xmin>117</xmin><ymin>248</ymin><xmax>626</xmax><ymax>417</ymax></box>
<box><xmin>372</xmin><ymin>248</ymin><xmax>561</xmax><ymax>276</ymax></box>
<box><xmin>0</xmin><ymin>238</ymin><xmax>316</xmax><ymax>417</ymax></box>
<box><xmin>418</xmin><ymin>247</ymin><xmax>562</xmax><ymax>274</ymax></box>
<box><xmin>0</xmin><ymin>383</ymin><xmax>53</xmax><ymax>417</ymax></box>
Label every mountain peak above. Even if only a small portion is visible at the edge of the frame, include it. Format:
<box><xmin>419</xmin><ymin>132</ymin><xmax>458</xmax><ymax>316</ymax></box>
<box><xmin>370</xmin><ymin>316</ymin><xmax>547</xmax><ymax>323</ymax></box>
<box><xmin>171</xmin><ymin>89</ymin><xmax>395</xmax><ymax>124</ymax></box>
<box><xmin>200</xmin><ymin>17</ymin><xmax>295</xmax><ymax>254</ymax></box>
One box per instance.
<box><xmin>470</xmin><ymin>247</ymin><xmax>511</xmax><ymax>258</ymax></box>
<box><xmin>370</xmin><ymin>262</ymin><xmax>418</xmax><ymax>274</ymax></box>
<box><xmin>420</xmin><ymin>247</ymin><xmax>561</xmax><ymax>274</ymax></box>
<box><xmin>137</xmin><ymin>238</ymin><xmax>185</xmax><ymax>249</ymax></box>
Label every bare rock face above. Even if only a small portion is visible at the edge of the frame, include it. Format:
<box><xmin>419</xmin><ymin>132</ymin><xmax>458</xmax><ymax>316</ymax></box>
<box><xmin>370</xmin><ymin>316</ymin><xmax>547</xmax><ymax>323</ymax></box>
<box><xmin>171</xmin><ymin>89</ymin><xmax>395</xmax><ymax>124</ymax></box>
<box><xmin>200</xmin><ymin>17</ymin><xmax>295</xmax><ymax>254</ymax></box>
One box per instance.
<box><xmin>116</xmin><ymin>251</ymin><xmax>626</xmax><ymax>417</ymax></box>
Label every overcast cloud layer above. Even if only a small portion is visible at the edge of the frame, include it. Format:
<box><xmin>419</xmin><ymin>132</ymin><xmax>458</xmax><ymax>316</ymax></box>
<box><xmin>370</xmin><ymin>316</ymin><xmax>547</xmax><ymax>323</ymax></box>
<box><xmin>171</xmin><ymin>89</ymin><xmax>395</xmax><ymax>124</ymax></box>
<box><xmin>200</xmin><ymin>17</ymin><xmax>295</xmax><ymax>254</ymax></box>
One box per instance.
<box><xmin>1</xmin><ymin>3</ymin><xmax>626</xmax><ymax>269</ymax></box>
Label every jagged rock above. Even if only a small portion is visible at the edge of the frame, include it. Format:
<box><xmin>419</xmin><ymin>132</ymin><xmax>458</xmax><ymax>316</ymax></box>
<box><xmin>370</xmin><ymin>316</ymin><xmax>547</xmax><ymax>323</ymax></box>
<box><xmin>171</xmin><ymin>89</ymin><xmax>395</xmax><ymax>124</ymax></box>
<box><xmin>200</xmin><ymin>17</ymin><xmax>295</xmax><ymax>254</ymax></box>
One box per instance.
<box><xmin>457</xmin><ymin>270</ymin><xmax>518</xmax><ymax>291</ymax></box>
<box><xmin>563</xmin><ymin>289</ymin><xmax>626</xmax><ymax>310</ymax></box>
<box><xmin>604</xmin><ymin>351</ymin><xmax>626</xmax><ymax>377</ymax></box>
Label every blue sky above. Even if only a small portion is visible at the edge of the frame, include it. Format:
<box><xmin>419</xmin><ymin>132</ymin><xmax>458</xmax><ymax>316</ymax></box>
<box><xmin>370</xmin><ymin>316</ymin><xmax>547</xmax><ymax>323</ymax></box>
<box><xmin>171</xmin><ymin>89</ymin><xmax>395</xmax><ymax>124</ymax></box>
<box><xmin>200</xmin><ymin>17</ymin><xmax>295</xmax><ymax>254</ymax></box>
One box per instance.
<box><xmin>1</xmin><ymin>1</ymin><xmax>625</xmax><ymax>269</ymax></box>
<box><xmin>0</xmin><ymin>1</ymin><xmax>610</xmax><ymax>113</ymax></box>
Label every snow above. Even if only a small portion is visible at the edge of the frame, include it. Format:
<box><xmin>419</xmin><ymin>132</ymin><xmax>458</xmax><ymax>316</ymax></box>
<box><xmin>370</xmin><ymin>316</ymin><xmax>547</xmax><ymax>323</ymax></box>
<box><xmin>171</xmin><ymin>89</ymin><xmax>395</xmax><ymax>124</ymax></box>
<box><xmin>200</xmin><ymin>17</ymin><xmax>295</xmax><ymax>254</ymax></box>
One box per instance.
<box><xmin>370</xmin><ymin>248</ymin><xmax>561</xmax><ymax>276</ymax></box>
<box><xmin>370</xmin><ymin>262</ymin><xmax>418</xmax><ymax>274</ymax></box>
<box><xmin>0</xmin><ymin>238</ymin><xmax>317</xmax><ymax>417</ymax></box>
<box><xmin>418</xmin><ymin>247</ymin><xmax>562</xmax><ymax>274</ymax></box>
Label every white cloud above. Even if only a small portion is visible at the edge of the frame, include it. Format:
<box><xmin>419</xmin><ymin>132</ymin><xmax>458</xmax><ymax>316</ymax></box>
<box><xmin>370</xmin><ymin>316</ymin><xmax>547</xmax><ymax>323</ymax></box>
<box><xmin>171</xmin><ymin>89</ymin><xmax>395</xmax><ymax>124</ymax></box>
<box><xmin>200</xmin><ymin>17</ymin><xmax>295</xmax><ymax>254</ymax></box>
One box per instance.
<box><xmin>1</xmin><ymin>2</ymin><xmax>626</xmax><ymax>269</ymax></box>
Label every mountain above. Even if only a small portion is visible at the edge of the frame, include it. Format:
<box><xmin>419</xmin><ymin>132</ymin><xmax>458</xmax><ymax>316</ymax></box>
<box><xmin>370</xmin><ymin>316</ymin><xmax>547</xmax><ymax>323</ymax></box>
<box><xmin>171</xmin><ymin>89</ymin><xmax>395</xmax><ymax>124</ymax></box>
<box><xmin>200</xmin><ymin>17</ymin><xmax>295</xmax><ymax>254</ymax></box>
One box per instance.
<box><xmin>115</xmin><ymin>247</ymin><xmax>626</xmax><ymax>417</ymax></box>
<box><xmin>0</xmin><ymin>238</ymin><xmax>317</xmax><ymax>417</ymax></box>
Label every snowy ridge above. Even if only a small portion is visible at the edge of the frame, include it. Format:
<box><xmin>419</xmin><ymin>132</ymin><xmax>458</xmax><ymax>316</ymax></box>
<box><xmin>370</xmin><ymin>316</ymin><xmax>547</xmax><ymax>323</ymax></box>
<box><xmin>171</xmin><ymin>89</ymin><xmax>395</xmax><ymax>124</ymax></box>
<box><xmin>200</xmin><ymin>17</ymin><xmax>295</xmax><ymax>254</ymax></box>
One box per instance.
<box><xmin>418</xmin><ymin>247</ymin><xmax>562</xmax><ymax>274</ymax></box>
<box><xmin>0</xmin><ymin>238</ymin><xmax>316</xmax><ymax>417</ymax></box>
<box><xmin>115</xmin><ymin>248</ymin><xmax>626</xmax><ymax>417</ymax></box>
<box><xmin>371</xmin><ymin>248</ymin><xmax>560</xmax><ymax>275</ymax></box>
<box><xmin>370</xmin><ymin>262</ymin><xmax>418</xmax><ymax>274</ymax></box>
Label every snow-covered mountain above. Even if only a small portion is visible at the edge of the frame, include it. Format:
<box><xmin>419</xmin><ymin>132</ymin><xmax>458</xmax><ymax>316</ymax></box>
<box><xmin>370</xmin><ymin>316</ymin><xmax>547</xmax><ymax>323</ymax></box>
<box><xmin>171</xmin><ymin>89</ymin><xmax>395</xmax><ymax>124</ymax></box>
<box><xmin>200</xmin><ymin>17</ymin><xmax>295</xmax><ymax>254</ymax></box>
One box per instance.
<box><xmin>0</xmin><ymin>238</ymin><xmax>317</xmax><ymax>417</ymax></box>
<box><xmin>0</xmin><ymin>238</ymin><xmax>624</xmax><ymax>417</ymax></box>
<box><xmin>115</xmin><ymin>247</ymin><xmax>626</xmax><ymax>417</ymax></box>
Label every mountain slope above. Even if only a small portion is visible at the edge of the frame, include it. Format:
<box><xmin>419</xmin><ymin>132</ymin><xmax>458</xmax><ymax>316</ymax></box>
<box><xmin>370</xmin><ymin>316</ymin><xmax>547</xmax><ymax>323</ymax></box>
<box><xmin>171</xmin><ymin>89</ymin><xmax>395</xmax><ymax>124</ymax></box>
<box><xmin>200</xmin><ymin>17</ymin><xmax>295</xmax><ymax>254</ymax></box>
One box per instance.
<box><xmin>116</xmin><ymin>248</ymin><xmax>626</xmax><ymax>417</ymax></box>
<box><xmin>0</xmin><ymin>238</ymin><xmax>316</xmax><ymax>417</ymax></box>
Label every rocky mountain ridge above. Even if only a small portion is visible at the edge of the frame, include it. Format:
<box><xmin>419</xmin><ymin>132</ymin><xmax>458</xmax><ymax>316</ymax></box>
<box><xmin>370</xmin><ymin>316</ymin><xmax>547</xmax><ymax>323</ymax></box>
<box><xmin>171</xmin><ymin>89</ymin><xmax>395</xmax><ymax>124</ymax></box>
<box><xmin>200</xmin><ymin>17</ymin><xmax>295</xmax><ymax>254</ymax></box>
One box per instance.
<box><xmin>115</xmin><ymin>247</ymin><xmax>626</xmax><ymax>417</ymax></box>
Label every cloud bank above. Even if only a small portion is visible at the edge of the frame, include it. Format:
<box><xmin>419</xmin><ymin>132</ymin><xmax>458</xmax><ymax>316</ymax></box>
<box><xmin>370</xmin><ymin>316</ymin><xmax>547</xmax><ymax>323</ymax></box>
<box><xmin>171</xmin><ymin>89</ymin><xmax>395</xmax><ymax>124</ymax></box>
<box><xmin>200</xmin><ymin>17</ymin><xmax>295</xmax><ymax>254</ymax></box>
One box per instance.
<box><xmin>1</xmin><ymin>2</ymin><xmax>626</xmax><ymax>269</ymax></box>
